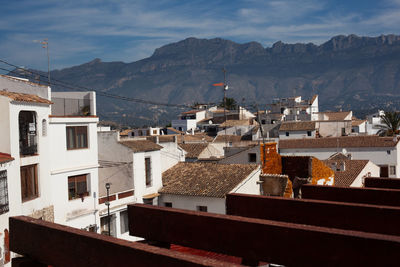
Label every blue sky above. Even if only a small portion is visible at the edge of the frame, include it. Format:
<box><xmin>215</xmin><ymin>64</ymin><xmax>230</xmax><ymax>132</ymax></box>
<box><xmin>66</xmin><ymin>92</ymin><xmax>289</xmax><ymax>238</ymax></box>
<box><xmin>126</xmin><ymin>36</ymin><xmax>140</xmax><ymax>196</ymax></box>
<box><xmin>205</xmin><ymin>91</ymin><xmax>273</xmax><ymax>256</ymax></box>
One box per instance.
<box><xmin>1</xmin><ymin>0</ymin><xmax>400</xmax><ymax>71</ymax></box>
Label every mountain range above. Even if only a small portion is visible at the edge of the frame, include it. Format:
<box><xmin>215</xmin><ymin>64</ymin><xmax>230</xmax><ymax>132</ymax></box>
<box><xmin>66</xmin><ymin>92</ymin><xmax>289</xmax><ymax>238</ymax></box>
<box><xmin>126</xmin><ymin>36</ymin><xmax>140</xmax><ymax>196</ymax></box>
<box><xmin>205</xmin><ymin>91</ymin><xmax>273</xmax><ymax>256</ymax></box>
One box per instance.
<box><xmin>18</xmin><ymin>34</ymin><xmax>400</xmax><ymax>126</ymax></box>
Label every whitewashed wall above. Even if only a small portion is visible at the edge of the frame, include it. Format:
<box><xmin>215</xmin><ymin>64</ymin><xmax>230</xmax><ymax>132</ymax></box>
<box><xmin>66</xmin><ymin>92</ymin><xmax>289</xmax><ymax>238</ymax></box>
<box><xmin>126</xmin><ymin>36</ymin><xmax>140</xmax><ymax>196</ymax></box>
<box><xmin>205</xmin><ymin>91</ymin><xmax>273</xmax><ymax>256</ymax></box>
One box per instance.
<box><xmin>159</xmin><ymin>194</ymin><xmax>226</xmax><ymax>214</ymax></box>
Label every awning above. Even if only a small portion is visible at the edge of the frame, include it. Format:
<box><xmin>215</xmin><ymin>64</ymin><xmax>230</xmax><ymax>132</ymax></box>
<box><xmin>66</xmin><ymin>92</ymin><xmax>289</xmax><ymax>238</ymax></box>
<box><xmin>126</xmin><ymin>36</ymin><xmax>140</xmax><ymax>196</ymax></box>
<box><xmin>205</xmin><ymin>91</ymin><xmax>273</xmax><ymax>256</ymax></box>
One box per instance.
<box><xmin>142</xmin><ymin>193</ymin><xmax>160</xmax><ymax>199</ymax></box>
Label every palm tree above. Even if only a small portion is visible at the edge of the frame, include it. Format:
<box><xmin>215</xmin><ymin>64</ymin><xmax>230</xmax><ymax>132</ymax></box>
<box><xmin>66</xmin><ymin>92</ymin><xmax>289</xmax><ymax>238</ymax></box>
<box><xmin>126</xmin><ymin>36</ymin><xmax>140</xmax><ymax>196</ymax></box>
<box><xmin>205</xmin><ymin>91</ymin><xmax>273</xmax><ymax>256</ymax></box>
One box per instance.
<box><xmin>219</xmin><ymin>97</ymin><xmax>238</xmax><ymax>110</ymax></box>
<box><xmin>377</xmin><ymin>111</ymin><xmax>400</xmax><ymax>136</ymax></box>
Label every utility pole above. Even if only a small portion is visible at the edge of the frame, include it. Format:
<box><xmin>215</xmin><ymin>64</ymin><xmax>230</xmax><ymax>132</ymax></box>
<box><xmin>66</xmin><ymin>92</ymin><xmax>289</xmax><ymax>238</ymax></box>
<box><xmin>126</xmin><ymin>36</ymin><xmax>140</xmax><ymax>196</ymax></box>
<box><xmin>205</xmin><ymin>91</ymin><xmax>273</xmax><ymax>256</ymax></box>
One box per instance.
<box><xmin>223</xmin><ymin>68</ymin><xmax>228</xmax><ymax>147</ymax></box>
<box><xmin>105</xmin><ymin>183</ymin><xmax>111</xmax><ymax>236</ymax></box>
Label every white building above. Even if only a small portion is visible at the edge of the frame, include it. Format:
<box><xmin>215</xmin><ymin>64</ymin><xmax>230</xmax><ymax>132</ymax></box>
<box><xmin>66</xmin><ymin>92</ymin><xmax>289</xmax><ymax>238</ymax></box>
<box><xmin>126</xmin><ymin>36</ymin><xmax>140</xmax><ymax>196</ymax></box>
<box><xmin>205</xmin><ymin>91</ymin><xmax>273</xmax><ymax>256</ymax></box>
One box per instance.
<box><xmin>268</xmin><ymin>95</ymin><xmax>319</xmax><ymax>122</ymax></box>
<box><xmin>0</xmin><ymin>75</ymin><xmax>99</xmax><ymax>266</ymax></box>
<box><xmin>159</xmin><ymin>162</ymin><xmax>261</xmax><ymax>214</ymax></box>
<box><xmin>97</xmin><ymin>131</ymin><xmax>163</xmax><ymax>240</ymax></box>
<box><xmin>147</xmin><ymin>135</ymin><xmax>186</xmax><ymax>172</ymax></box>
<box><xmin>279</xmin><ymin>121</ymin><xmax>316</xmax><ymax>139</ymax></box>
<box><xmin>322</xmin><ymin>153</ymin><xmax>380</xmax><ymax>187</ymax></box>
<box><xmin>279</xmin><ymin>136</ymin><xmax>400</xmax><ymax>178</ymax></box>
<box><xmin>171</xmin><ymin>110</ymin><xmax>207</xmax><ymax>132</ymax></box>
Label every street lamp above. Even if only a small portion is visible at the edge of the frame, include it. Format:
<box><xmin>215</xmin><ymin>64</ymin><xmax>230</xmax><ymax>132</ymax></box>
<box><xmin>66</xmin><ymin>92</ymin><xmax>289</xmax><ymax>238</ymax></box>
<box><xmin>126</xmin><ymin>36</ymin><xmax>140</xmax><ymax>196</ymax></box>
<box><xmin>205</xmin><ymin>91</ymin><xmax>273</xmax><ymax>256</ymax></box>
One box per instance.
<box><xmin>105</xmin><ymin>182</ymin><xmax>111</xmax><ymax>236</ymax></box>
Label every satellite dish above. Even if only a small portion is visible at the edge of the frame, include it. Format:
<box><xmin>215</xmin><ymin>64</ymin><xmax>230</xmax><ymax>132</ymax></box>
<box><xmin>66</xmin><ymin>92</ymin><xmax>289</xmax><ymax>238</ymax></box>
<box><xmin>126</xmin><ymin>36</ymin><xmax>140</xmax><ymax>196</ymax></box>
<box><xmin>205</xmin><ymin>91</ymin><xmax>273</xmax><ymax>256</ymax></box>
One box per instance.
<box><xmin>342</xmin><ymin>148</ymin><xmax>347</xmax><ymax>154</ymax></box>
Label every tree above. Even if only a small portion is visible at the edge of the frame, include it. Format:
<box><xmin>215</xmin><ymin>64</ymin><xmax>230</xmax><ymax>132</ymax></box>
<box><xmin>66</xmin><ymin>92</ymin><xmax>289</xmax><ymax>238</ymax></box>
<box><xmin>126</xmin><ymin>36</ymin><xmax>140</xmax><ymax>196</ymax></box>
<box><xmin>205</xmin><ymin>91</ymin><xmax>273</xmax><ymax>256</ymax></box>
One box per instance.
<box><xmin>377</xmin><ymin>111</ymin><xmax>400</xmax><ymax>136</ymax></box>
<box><xmin>219</xmin><ymin>97</ymin><xmax>238</xmax><ymax>110</ymax></box>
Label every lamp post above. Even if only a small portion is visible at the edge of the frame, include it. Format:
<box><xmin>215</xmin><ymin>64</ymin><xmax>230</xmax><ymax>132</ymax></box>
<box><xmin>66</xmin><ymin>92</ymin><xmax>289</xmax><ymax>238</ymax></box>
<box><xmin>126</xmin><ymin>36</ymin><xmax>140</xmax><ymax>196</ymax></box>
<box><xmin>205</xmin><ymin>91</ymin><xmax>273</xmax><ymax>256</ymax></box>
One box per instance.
<box><xmin>105</xmin><ymin>182</ymin><xmax>111</xmax><ymax>236</ymax></box>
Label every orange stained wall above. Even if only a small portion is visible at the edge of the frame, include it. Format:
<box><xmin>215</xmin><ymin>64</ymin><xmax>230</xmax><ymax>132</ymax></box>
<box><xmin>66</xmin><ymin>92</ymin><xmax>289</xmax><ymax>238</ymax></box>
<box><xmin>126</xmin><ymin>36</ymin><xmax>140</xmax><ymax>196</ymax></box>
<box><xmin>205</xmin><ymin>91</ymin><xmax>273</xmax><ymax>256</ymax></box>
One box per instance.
<box><xmin>260</xmin><ymin>143</ymin><xmax>282</xmax><ymax>174</ymax></box>
<box><xmin>311</xmin><ymin>157</ymin><xmax>335</xmax><ymax>185</ymax></box>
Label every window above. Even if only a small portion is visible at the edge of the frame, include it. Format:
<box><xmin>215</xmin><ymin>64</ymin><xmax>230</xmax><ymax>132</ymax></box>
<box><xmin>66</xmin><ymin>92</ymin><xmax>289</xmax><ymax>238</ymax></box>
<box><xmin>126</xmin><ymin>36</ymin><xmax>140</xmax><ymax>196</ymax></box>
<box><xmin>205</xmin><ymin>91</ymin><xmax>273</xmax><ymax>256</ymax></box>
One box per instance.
<box><xmin>286</xmin><ymin>132</ymin><xmax>289</xmax><ymax>137</ymax></box>
<box><xmin>68</xmin><ymin>174</ymin><xmax>89</xmax><ymax>200</ymax></box>
<box><xmin>261</xmin><ymin>120</ymin><xmax>266</xmax><ymax>124</ymax></box>
<box><xmin>248</xmin><ymin>153</ymin><xmax>257</xmax><ymax>163</ymax></box>
<box><xmin>0</xmin><ymin>171</ymin><xmax>9</xmax><ymax>215</ymax></box>
<box><xmin>197</xmin><ymin>206</ymin><xmax>207</xmax><ymax>212</ymax></box>
<box><xmin>143</xmin><ymin>198</ymin><xmax>153</xmax><ymax>205</ymax></box>
<box><xmin>42</xmin><ymin>119</ymin><xmax>47</xmax><ymax>136</ymax></box>
<box><xmin>20</xmin><ymin>164</ymin><xmax>38</xmax><ymax>202</ymax></box>
<box><xmin>153</xmin><ymin>130</ymin><xmax>157</xmax><ymax>135</ymax></box>
<box><xmin>138</xmin><ymin>130</ymin><xmax>143</xmax><ymax>136</ymax></box>
<box><xmin>145</xmin><ymin>157</ymin><xmax>152</xmax><ymax>187</ymax></box>
<box><xmin>341</xmin><ymin>128</ymin><xmax>346</xmax><ymax>136</ymax></box>
<box><xmin>164</xmin><ymin>202</ymin><xmax>172</xmax><ymax>207</ymax></box>
<box><xmin>390</xmin><ymin>166</ymin><xmax>396</xmax><ymax>176</ymax></box>
<box><xmin>19</xmin><ymin>111</ymin><xmax>37</xmax><ymax>155</ymax></box>
<box><xmin>120</xmin><ymin>210</ymin><xmax>129</xmax><ymax>234</ymax></box>
<box><xmin>387</xmin><ymin>150</ymin><xmax>391</xmax><ymax>155</ymax></box>
<box><xmin>307</xmin><ymin>131</ymin><xmax>312</xmax><ymax>136</ymax></box>
<box><xmin>66</xmin><ymin>126</ymin><xmax>88</xmax><ymax>150</ymax></box>
<box><xmin>100</xmin><ymin>214</ymin><xmax>116</xmax><ymax>237</ymax></box>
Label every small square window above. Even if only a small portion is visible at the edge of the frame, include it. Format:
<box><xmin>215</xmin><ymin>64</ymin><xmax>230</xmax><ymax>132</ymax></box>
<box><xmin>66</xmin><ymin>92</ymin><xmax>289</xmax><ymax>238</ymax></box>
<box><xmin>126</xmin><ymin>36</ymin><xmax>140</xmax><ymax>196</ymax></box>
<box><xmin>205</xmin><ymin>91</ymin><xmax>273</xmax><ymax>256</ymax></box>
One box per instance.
<box><xmin>286</xmin><ymin>132</ymin><xmax>289</xmax><ymax>137</ymax></box>
<box><xmin>307</xmin><ymin>131</ymin><xmax>312</xmax><ymax>136</ymax></box>
<box><xmin>387</xmin><ymin>150</ymin><xmax>391</xmax><ymax>155</ymax></box>
<box><xmin>164</xmin><ymin>202</ymin><xmax>172</xmax><ymax>207</ymax></box>
<box><xmin>248</xmin><ymin>153</ymin><xmax>257</xmax><ymax>163</ymax></box>
<box><xmin>66</xmin><ymin>126</ymin><xmax>88</xmax><ymax>150</ymax></box>
<box><xmin>196</xmin><ymin>206</ymin><xmax>207</xmax><ymax>212</ymax></box>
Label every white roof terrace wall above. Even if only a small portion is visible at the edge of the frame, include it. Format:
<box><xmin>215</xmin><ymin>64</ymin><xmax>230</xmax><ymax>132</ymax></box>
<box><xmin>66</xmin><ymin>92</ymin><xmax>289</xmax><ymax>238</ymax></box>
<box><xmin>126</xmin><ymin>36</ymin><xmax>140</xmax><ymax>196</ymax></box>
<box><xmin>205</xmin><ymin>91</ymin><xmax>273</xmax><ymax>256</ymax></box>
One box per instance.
<box><xmin>0</xmin><ymin>75</ymin><xmax>50</xmax><ymax>100</ymax></box>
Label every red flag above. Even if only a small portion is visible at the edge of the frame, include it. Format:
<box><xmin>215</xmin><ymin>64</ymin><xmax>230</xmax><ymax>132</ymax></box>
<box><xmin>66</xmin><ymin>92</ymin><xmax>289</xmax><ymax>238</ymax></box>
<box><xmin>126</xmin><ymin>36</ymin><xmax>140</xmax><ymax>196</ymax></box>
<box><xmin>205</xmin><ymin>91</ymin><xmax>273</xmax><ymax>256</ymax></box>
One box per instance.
<box><xmin>212</xmin><ymin>82</ymin><xmax>224</xmax><ymax>86</ymax></box>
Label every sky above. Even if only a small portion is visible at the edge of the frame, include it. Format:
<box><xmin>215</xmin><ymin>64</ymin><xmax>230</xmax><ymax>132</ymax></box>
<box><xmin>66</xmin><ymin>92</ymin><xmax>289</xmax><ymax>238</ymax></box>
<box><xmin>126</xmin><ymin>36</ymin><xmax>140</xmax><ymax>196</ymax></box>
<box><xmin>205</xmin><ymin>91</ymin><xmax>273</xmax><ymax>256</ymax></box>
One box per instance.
<box><xmin>1</xmin><ymin>0</ymin><xmax>400</xmax><ymax>72</ymax></box>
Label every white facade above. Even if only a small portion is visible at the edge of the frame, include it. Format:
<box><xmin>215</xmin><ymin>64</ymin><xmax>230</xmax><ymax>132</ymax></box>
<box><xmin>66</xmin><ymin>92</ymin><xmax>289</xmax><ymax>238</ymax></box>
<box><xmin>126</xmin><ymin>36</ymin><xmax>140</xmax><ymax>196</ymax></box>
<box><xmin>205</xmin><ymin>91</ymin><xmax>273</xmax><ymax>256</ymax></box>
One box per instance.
<box><xmin>279</xmin><ymin>130</ymin><xmax>315</xmax><ymax>139</ymax></box>
<box><xmin>0</xmin><ymin>75</ymin><xmax>100</xmax><ymax>266</ymax></box>
<box><xmin>172</xmin><ymin>110</ymin><xmax>207</xmax><ymax>132</ymax></box>
<box><xmin>97</xmin><ymin>131</ymin><xmax>163</xmax><ymax>241</ymax></box>
<box><xmin>159</xmin><ymin>167</ymin><xmax>261</xmax><ymax>214</ymax></box>
<box><xmin>49</xmin><ymin>116</ymin><xmax>99</xmax><ymax>229</ymax></box>
<box><xmin>350</xmin><ymin>162</ymin><xmax>380</xmax><ymax>187</ymax></box>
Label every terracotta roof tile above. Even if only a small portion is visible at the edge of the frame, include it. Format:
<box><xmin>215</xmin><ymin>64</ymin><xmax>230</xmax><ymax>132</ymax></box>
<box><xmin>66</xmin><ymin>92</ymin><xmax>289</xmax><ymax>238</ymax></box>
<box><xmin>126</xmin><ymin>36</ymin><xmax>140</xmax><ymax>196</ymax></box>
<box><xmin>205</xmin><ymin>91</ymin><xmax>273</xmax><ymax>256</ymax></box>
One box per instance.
<box><xmin>177</xmin><ymin>134</ymin><xmax>213</xmax><ymax>143</ymax></box>
<box><xmin>320</xmin><ymin>111</ymin><xmax>351</xmax><ymax>121</ymax></box>
<box><xmin>0</xmin><ymin>153</ymin><xmax>14</xmax><ymax>164</ymax></box>
<box><xmin>179</xmin><ymin>143</ymin><xmax>208</xmax><ymax>158</ymax></box>
<box><xmin>160</xmin><ymin>162</ymin><xmax>259</xmax><ymax>198</ymax></box>
<box><xmin>119</xmin><ymin>129</ymin><xmax>131</xmax><ymax>136</ymax></box>
<box><xmin>0</xmin><ymin>90</ymin><xmax>52</xmax><ymax>104</ymax></box>
<box><xmin>352</xmin><ymin>120</ymin><xmax>366</xmax><ymax>126</ymax></box>
<box><xmin>219</xmin><ymin>120</ymin><xmax>251</xmax><ymax>127</ymax></box>
<box><xmin>323</xmin><ymin>159</ymin><xmax>369</xmax><ymax>187</ymax></box>
<box><xmin>213</xmin><ymin>135</ymin><xmax>242</xmax><ymax>143</ymax></box>
<box><xmin>119</xmin><ymin>140</ymin><xmax>162</xmax><ymax>152</ymax></box>
<box><xmin>279</xmin><ymin>121</ymin><xmax>316</xmax><ymax>131</ymax></box>
<box><xmin>279</xmin><ymin>136</ymin><xmax>399</xmax><ymax>149</ymax></box>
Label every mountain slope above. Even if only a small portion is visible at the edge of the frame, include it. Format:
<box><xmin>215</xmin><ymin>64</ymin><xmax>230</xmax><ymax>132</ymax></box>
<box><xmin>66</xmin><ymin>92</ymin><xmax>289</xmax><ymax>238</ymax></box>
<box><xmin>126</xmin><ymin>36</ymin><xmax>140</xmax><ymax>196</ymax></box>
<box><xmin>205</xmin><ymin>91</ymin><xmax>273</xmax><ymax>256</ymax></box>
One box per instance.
<box><xmin>29</xmin><ymin>34</ymin><xmax>400</xmax><ymax>125</ymax></box>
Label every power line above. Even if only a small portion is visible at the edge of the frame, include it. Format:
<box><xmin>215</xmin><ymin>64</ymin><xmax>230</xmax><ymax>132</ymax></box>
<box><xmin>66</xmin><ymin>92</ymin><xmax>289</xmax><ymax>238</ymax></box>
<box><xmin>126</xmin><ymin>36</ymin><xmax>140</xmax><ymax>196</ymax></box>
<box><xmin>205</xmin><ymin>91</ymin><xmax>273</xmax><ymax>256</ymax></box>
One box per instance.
<box><xmin>0</xmin><ymin>59</ymin><xmax>191</xmax><ymax>108</ymax></box>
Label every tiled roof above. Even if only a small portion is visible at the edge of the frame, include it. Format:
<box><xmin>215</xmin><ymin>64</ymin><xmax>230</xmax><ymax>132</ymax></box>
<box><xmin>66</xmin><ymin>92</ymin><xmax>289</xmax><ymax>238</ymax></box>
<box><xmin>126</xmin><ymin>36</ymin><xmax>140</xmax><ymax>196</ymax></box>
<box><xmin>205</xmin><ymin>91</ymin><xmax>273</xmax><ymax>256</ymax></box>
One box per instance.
<box><xmin>119</xmin><ymin>129</ymin><xmax>131</xmax><ymax>136</ymax></box>
<box><xmin>213</xmin><ymin>135</ymin><xmax>242</xmax><ymax>143</ymax></box>
<box><xmin>119</xmin><ymin>140</ymin><xmax>162</xmax><ymax>152</ymax></box>
<box><xmin>279</xmin><ymin>121</ymin><xmax>316</xmax><ymax>131</ymax></box>
<box><xmin>160</xmin><ymin>162</ymin><xmax>259</xmax><ymax>198</ymax></box>
<box><xmin>279</xmin><ymin>136</ymin><xmax>399</xmax><ymax>149</ymax></box>
<box><xmin>320</xmin><ymin>111</ymin><xmax>351</xmax><ymax>121</ymax></box>
<box><xmin>147</xmin><ymin>135</ymin><xmax>177</xmax><ymax>143</ymax></box>
<box><xmin>352</xmin><ymin>120</ymin><xmax>366</xmax><ymax>126</ymax></box>
<box><xmin>179</xmin><ymin>143</ymin><xmax>208</xmax><ymax>158</ymax></box>
<box><xmin>322</xmin><ymin>159</ymin><xmax>369</xmax><ymax>187</ymax></box>
<box><xmin>177</xmin><ymin>134</ymin><xmax>213</xmax><ymax>143</ymax></box>
<box><xmin>167</xmin><ymin>127</ymin><xmax>185</xmax><ymax>134</ymax></box>
<box><xmin>219</xmin><ymin>120</ymin><xmax>251</xmax><ymax>127</ymax></box>
<box><xmin>0</xmin><ymin>90</ymin><xmax>52</xmax><ymax>104</ymax></box>
<box><xmin>0</xmin><ymin>153</ymin><xmax>14</xmax><ymax>164</ymax></box>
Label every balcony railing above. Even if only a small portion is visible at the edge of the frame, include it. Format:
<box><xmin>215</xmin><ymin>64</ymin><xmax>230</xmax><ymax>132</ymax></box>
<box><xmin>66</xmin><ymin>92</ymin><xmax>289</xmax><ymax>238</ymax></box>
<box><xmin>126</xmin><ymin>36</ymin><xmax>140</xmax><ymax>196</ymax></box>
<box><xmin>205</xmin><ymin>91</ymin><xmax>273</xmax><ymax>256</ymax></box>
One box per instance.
<box><xmin>52</xmin><ymin>97</ymin><xmax>92</xmax><ymax>116</ymax></box>
<box><xmin>20</xmin><ymin>144</ymin><xmax>38</xmax><ymax>156</ymax></box>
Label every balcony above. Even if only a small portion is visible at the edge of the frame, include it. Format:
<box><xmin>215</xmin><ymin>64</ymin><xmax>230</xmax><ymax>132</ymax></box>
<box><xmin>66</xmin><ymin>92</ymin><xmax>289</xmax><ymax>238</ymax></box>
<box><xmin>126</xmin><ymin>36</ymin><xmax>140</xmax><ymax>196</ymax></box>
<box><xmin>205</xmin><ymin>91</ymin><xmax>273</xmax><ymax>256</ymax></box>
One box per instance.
<box><xmin>51</xmin><ymin>92</ymin><xmax>96</xmax><ymax>116</ymax></box>
<box><xmin>19</xmin><ymin>111</ymin><xmax>38</xmax><ymax>156</ymax></box>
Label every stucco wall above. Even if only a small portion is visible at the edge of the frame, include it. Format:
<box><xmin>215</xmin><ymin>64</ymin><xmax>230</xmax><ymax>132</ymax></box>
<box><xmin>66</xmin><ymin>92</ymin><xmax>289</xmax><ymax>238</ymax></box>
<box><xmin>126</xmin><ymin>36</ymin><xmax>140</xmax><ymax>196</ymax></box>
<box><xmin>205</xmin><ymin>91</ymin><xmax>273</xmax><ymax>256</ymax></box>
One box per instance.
<box><xmin>159</xmin><ymin>194</ymin><xmax>226</xmax><ymax>214</ymax></box>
